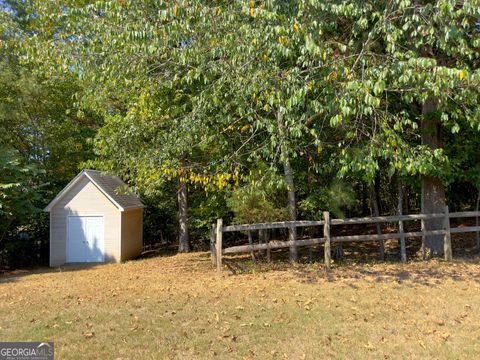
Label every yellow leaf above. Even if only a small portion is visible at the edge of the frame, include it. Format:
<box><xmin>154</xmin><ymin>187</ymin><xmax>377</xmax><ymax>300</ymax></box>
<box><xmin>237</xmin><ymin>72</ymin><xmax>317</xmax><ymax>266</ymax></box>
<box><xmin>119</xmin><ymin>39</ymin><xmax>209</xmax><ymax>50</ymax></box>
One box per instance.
<box><xmin>173</xmin><ymin>5</ymin><xmax>178</xmax><ymax>16</ymax></box>
<box><xmin>240</xmin><ymin>124</ymin><xmax>251</xmax><ymax>132</ymax></box>
<box><xmin>459</xmin><ymin>70</ymin><xmax>465</xmax><ymax>81</ymax></box>
<box><xmin>440</xmin><ymin>332</ymin><xmax>451</xmax><ymax>341</ymax></box>
<box><xmin>293</xmin><ymin>23</ymin><xmax>299</xmax><ymax>33</ymax></box>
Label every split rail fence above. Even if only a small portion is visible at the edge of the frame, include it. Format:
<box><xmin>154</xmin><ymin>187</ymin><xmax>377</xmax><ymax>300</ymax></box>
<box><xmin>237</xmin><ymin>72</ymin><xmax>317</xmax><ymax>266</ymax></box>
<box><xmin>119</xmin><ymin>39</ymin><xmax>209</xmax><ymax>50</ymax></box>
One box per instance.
<box><xmin>210</xmin><ymin>206</ymin><xmax>480</xmax><ymax>272</ymax></box>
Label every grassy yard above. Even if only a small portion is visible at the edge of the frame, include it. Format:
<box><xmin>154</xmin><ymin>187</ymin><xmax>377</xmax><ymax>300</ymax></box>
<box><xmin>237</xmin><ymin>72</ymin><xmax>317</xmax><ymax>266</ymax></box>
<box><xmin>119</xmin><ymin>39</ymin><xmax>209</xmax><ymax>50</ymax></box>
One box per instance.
<box><xmin>1</xmin><ymin>252</ymin><xmax>480</xmax><ymax>359</ymax></box>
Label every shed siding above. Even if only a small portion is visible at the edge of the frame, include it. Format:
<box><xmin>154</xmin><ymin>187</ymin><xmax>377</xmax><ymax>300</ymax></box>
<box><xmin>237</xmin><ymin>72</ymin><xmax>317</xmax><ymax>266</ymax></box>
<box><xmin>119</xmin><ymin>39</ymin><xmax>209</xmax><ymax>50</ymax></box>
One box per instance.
<box><xmin>121</xmin><ymin>209</ymin><xmax>143</xmax><ymax>261</ymax></box>
<box><xmin>49</xmin><ymin>176</ymin><xmax>121</xmax><ymax>266</ymax></box>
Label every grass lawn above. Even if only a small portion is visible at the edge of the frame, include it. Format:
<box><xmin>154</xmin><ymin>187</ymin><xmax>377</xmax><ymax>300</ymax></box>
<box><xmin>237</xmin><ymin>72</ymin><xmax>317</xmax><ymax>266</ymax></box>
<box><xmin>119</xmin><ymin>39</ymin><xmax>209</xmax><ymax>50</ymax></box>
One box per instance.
<box><xmin>1</xmin><ymin>252</ymin><xmax>480</xmax><ymax>359</ymax></box>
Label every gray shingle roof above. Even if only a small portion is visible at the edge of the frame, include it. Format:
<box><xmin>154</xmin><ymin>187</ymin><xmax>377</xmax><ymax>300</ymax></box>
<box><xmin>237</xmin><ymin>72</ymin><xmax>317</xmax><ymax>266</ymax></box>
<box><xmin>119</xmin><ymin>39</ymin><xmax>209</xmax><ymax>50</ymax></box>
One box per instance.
<box><xmin>83</xmin><ymin>170</ymin><xmax>144</xmax><ymax>210</ymax></box>
<box><xmin>44</xmin><ymin>169</ymin><xmax>144</xmax><ymax>212</ymax></box>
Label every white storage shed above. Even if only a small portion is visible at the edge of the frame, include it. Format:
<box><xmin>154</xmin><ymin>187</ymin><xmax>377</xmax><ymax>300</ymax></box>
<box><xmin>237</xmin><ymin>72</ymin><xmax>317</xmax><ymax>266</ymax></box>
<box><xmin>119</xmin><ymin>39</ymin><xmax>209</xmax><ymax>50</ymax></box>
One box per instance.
<box><xmin>44</xmin><ymin>170</ymin><xmax>144</xmax><ymax>266</ymax></box>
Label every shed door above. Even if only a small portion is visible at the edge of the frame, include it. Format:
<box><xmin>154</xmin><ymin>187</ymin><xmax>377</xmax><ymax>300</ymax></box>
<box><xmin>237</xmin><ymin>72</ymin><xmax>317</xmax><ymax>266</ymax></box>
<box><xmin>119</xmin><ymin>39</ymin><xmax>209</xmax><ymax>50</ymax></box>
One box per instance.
<box><xmin>67</xmin><ymin>216</ymin><xmax>104</xmax><ymax>262</ymax></box>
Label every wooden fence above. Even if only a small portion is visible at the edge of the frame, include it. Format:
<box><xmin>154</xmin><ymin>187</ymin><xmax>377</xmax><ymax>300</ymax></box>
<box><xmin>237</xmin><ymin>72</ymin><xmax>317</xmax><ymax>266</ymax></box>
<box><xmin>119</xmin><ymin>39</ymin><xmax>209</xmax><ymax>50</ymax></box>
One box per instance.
<box><xmin>210</xmin><ymin>206</ymin><xmax>480</xmax><ymax>272</ymax></box>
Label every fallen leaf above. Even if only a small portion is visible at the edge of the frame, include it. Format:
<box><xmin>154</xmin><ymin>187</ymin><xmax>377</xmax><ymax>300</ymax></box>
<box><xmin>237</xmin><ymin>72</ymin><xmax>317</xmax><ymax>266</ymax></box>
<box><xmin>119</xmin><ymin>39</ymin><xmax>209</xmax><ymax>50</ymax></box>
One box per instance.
<box><xmin>440</xmin><ymin>332</ymin><xmax>450</xmax><ymax>341</ymax></box>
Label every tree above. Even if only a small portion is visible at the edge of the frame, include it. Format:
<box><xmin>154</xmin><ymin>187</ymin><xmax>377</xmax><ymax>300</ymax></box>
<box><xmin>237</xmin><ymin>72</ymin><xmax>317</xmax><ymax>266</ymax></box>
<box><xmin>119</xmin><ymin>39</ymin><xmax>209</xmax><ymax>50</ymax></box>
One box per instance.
<box><xmin>312</xmin><ymin>0</ymin><xmax>480</xmax><ymax>256</ymax></box>
<box><xmin>0</xmin><ymin>0</ymin><xmax>98</xmax><ymax>266</ymax></box>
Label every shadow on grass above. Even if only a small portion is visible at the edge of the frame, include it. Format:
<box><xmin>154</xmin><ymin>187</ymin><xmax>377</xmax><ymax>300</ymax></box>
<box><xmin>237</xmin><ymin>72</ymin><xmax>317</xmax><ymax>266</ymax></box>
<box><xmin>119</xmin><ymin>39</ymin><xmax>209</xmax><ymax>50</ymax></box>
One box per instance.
<box><xmin>0</xmin><ymin>262</ymin><xmax>105</xmax><ymax>285</ymax></box>
<box><xmin>140</xmin><ymin>243</ymin><xmax>180</xmax><ymax>259</ymax></box>
<box><xmin>218</xmin><ymin>235</ymin><xmax>480</xmax><ymax>286</ymax></box>
<box><xmin>0</xmin><ymin>244</ymin><xmax>179</xmax><ymax>284</ymax></box>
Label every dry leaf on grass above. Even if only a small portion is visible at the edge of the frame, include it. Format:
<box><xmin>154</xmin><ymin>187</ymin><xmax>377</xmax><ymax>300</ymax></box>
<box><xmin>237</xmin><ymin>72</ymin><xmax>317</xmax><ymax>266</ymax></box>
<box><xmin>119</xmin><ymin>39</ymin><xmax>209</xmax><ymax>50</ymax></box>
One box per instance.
<box><xmin>440</xmin><ymin>332</ymin><xmax>451</xmax><ymax>341</ymax></box>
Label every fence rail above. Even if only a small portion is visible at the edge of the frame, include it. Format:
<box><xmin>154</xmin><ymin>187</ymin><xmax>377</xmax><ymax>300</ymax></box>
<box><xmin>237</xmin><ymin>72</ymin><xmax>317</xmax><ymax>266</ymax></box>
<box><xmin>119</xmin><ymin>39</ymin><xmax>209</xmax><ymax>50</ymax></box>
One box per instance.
<box><xmin>210</xmin><ymin>206</ymin><xmax>480</xmax><ymax>272</ymax></box>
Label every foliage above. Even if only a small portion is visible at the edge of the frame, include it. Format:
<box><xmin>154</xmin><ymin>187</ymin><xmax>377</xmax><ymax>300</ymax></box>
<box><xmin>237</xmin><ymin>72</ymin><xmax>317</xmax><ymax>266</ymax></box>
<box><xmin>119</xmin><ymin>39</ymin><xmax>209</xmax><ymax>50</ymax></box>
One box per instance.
<box><xmin>0</xmin><ymin>145</ymin><xmax>40</xmax><ymax>220</ymax></box>
<box><xmin>312</xmin><ymin>0</ymin><xmax>480</xmax><ymax>183</ymax></box>
<box><xmin>298</xmin><ymin>180</ymin><xmax>356</xmax><ymax>219</ymax></box>
<box><xmin>226</xmin><ymin>169</ymin><xmax>288</xmax><ymax>224</ymax></box>
<box><xmin>0</xmin><ymin>1</ymin><xmax>98</xmax><ymax>267</ymax></box>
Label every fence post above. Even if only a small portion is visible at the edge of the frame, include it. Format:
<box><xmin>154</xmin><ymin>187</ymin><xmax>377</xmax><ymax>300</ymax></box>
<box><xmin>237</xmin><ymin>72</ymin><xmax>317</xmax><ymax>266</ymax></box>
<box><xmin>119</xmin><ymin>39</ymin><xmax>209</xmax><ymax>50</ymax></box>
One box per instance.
<box><xmin>372</xmin><ymin>187</ymin><xmax>385</xmax><ymax>260</ymax></box>
<box><xmin>476</xmin><ymin>192</ymin><xmax>480</xmax><ymax>253</ymax></box>
<box><xmin>323</xmin><ymin>211</ymin><xmax>331</xmax><ymax>269</ymax></box>
<box><xmin>398</xmin><ymin>183</ymin><xmax>406</xmax><ymax>263</ymax></box>
<box><xmin>421</xmin><ymin>218</ymin><xmax>427</xmax><ymax>260</ymax></box>
<box><xmin>247</xmin><ymin>231</ymin><xmax>255</xmax><ymax>261</ymax></box>
<box><xmin>399</xmin><ymin>218</ymin><xmax>406</xmax><ymax>263</ymax></box>
<box><xmin>443</xmin><ymin>206</ymin><xmax>452</xmax><ymax>261</ymax></box>
<box><xmin>210</xmin><ymin>223</ymin><xmax>217</xmax><ymax>266</ymax></box>
<box><xmin>216</xmin><ymin>218</ymin><xmax>223</xmax><ymax>272</ymax></box>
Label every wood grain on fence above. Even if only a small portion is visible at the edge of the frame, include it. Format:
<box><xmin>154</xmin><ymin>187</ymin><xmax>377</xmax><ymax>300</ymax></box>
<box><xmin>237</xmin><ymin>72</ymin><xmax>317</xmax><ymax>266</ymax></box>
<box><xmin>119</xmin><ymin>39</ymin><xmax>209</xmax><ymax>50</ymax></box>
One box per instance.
<box><xmin>323</xmin><ymin>211</ymin><xmax>331</xmax><ymax>269</ymax></box>
<box><xmin>443</xmin><ymin>206</ymin><xmax>452</xmax><ymax>261</ymax></box>
<box><xmin>210</xmin><ymin>224</ymin><xmax>216</xmax><ymax>266</ymax></box>
<box><xmin>216</xmin><ymin>218</ymin><xmax>223</xmax><ymax>273</ymax></box>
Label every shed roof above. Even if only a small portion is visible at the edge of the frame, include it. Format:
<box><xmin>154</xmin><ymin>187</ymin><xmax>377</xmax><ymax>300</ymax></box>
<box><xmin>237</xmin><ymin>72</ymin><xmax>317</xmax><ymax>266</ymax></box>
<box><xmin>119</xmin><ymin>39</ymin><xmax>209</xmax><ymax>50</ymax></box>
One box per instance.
<box><xmin>44</xmin><ymin>169</ymin><xmax>144</xmax><ymax>212</ymax></box>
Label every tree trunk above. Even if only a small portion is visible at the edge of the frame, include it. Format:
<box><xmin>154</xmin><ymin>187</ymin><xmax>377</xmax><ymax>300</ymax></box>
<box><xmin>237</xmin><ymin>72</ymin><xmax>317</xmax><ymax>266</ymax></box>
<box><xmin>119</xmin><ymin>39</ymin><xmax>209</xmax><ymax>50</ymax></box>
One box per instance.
<box><xmin>421</xmin><ymin>96</ymin><xmax>446</xmax><ymax>257</ymax></box>
<box><xmin>177</xmin><ymin>178</ymin><xmax>190</xmax><ymax>252</ymax></box>
<box><xmin>277</xmin><ymin>110</ymin><xmax>298</xmax><ymax>262</ymax></box>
